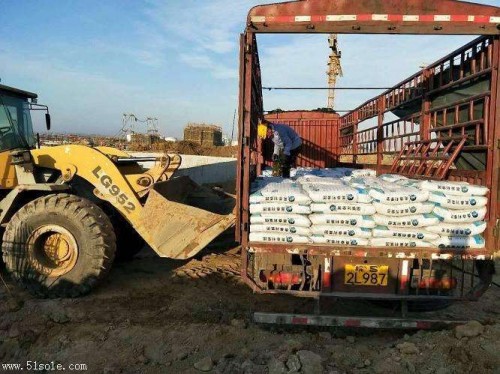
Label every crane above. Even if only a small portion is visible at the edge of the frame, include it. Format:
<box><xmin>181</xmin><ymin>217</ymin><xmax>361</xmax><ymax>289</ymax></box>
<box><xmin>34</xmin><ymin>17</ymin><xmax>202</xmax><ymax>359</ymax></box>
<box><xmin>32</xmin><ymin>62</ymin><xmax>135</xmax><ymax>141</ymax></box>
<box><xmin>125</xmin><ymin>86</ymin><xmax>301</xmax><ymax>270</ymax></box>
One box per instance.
<box><xmin>327</xmin><ymin>34</ymin><xmax>343</xmax><ymax>109</ymax></box>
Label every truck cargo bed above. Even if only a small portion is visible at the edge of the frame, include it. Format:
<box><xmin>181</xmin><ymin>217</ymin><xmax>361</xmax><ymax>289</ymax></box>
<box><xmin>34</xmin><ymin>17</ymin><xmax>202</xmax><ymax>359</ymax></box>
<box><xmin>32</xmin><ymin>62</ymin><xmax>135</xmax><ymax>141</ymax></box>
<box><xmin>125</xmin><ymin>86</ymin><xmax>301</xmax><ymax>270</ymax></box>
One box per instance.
<box><xmin>237</xmin><ymin>0</ymin><xmax>500</xmax><ymax>305</ymax></box>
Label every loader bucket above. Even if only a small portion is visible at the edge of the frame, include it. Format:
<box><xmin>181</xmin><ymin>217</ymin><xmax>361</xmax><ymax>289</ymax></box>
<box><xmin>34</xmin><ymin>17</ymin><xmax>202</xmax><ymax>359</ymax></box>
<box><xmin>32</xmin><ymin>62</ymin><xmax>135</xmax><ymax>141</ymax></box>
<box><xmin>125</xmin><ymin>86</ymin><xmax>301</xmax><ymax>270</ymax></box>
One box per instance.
<box><xmin>138</xmin><ymin>176</ymin><xmax>236</xmax><ymax>259</ymax></box>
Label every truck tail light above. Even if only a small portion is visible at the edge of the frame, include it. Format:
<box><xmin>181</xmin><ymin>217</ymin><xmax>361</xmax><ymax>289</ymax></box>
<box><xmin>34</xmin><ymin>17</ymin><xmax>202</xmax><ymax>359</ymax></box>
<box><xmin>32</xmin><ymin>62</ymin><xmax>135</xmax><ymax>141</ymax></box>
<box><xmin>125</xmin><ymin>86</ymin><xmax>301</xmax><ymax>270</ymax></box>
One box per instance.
<box><xmin>322</xmin><ymin>258</ymin><xmax>332</xmax><ymax>291</ymax></box>
<box><xmin>416</xmin><ymin>277</ymin><xmax>457</xmax><ymax>290</ymax></box>
<box><xmin>260</xmin><ymin>271</ymin><xmax>302</xmax><ymax>286</ymax></box>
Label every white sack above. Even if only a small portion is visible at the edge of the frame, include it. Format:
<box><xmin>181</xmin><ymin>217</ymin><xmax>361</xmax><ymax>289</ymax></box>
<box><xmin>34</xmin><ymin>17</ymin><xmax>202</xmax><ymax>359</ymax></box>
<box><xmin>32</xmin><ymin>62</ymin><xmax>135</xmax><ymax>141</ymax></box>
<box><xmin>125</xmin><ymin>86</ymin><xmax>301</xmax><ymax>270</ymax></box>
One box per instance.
<box><xmin>310</xmin><ymin>236</ymin><xmax>370</xmax><ymax>246</ymax></box>
<box><xmin>250</xmin><ymin>192</ymin><xmax>311</xmax><ymax>205</ymax></box>
<box><xmin>250</xmin><ymin>224</ymin><xmax>312</xmax><ymax>236</ymax></box>
<box><xmin>373</xmin><ymin>213</ymin><xmax>440</xmax><ymax>228</ymax></box>
<box><xmin>369</xmin><ymin>186</ymin><xmax>429</xmax><ymax>205</ymax></box>
<box><xmin>372</xmin><ymin>226</ymin><xmax>440</xmax><ymax>241</ymax></box>
<box><xmin>370</xmin><ymin>238</ymin><xmax>433</xmax><ymax>248</ymax></box>
<box><xmin>305</xmin><ymin>184</ymin><xmax>360</xmax><ymax>203</ymax></box>
<box><xmin>428</xmin><ymin>191</ymin><xmax>487</xmax><ymax>209</ymax></box>
<box><xmin>250</xmin><ymin>203</ymin><xmax>311</xmax><ymax>215</ymax></box>
<box><xmin>420</xmin><ymin>180</ymin><xmax>488</xmax><ymax>196</ymax></box>
<box><xmin>433</xmin><ymin>235</ymin><xmax>485</xmax><ymax>249</ymax></box>
<box><xmin>250</xmin><ymin>214</ymin><xmax>312</xmax><ymax>227</ymax></box>
<box><xmin>309</xmin><ymin>214</ymin><xmax>376</xmax><ymax>228</ymax></box>
<box><xmin>249</xmin><ymin>233</ymin><xmax>312</xmax><ymax>244</ymax></box>
<box><xmin>310</xmin><ymin>202</ymin><xmax>376</xmax><ymax>215</ymax></box>
<box><xmin>310</xmin><ymin>226</ymin><xmax>372</xmax><ymax>238</ymax></box>
<box><xmin>373</xmin><ymin>202</ymin><xmax>435</xmax><ymax>216</ymax></box>
<box><xmin>425</xmin><ymin>221</ymin><xmax>487</xmax><ymax>236</ymax></box>
<box><xmin>433</xmin><ymin>206</ymin><xmax>487</xmax><ymax>223</ymax></box>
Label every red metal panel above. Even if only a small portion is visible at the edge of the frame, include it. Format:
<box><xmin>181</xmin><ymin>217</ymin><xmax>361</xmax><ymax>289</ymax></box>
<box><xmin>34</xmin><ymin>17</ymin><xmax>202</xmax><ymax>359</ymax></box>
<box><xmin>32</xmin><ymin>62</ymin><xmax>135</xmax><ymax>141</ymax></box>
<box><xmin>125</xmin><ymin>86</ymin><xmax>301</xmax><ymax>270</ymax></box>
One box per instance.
<box><xmin>239</xmin><ymin>33</ymin><xmax>264</xmax><ymax>248</ymax></box>
<box><xmin>235</xmin><ymin>34</ymin><xmax>245</xmax><ymax>243</ymax></box>
<box><xmin>247</xmin><ymin>0</ymin><xmax>500</xmax><ymax>35</ymax></box>
<box><xmin>264</xmin><ymin>111</ymin><xmax>340</xmax><ymax>168</ymax></box>
<box><xmin>486</xmin><ymin>37</ymin><xmax>500</xmax><ymax>255</ymax></box>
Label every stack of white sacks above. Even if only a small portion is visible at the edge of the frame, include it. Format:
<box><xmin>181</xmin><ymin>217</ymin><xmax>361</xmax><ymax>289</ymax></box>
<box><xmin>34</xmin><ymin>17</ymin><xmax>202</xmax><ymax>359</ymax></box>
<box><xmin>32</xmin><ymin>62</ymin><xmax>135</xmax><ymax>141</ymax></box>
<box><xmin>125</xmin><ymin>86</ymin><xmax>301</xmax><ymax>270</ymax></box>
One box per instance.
<box><xmin>423</xmin><ymin>180</ymin><xmax>488</xmax><ymax>249</ymax></box>
<box><xmin>249</xmin><ymin>180</ymin><xmax>313</xmax><ymax>244</ymax></box>
<box><xmin>302</xmin><ymin>172</ymin><xmax>376</xmax><ymax>246</ymax></box>
<box><xmin>249</xmin><ymin>168</ymin><xmax>489</xmax><ymax>249</ymax></box>
<box><xmin>347</xmin><ymin>174</ymin><xmax>437</xmax><ymax>248</ymax></box>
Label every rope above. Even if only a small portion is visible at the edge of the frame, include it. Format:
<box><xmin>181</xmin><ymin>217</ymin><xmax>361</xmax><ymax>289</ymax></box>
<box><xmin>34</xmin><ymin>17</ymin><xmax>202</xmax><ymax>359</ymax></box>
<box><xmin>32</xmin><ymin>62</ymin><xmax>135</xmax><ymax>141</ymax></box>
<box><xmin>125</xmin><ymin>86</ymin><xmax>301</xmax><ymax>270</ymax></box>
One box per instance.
<box><xmin>263</xmin><ymin>86</ymin><xmax>394</xmax><ymax>91</ymax></box>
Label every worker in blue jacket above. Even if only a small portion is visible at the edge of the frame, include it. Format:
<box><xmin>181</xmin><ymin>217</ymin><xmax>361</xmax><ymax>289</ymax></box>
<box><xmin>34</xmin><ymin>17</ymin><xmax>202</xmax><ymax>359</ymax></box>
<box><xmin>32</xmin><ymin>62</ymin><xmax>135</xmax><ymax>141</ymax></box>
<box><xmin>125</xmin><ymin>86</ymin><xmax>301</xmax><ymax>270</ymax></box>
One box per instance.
<box><xmin>258</xmin><ymin>119</ymin><xmax>302</xmax><ymax>178</ymax></box>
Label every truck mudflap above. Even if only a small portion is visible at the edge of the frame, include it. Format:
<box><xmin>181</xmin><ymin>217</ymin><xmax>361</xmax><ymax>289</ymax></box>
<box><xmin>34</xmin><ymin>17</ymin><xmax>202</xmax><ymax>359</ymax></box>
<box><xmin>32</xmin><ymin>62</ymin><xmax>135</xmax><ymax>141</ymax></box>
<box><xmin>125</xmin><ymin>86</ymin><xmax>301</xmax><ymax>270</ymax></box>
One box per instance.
<box><xmin>138</xmin><ymin>176</ymin><xmax>236</xmax><ymax>259</ymax></box>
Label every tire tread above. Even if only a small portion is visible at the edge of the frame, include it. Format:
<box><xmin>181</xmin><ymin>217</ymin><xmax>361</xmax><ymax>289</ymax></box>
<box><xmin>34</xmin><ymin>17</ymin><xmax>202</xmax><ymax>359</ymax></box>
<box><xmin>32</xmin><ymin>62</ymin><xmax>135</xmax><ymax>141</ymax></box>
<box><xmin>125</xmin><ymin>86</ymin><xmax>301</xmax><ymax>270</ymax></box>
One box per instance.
<box><xmin>2</xmin><ymin>193</ymin><xmax>116</xmax><ymax>298</ymax></box>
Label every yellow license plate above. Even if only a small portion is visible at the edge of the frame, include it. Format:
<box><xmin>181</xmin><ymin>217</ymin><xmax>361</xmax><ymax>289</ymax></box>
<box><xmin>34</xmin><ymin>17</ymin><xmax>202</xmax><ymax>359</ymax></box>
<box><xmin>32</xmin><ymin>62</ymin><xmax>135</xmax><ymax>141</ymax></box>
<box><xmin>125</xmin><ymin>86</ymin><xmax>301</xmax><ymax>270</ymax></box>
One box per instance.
<box><xmin>344</xmin><ymin>264</ymin><xmax>389</xmax><ymax>286</ymax></box>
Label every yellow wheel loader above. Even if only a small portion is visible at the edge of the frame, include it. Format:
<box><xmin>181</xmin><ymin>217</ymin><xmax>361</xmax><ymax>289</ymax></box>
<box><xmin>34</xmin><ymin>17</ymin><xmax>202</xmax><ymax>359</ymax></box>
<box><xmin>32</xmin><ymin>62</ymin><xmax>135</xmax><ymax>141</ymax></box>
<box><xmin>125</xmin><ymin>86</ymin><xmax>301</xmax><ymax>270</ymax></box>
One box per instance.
<box><xmin>0</xmin><ymin>84</ymin><xmax>235</xmax><ymax>297</ymax></box>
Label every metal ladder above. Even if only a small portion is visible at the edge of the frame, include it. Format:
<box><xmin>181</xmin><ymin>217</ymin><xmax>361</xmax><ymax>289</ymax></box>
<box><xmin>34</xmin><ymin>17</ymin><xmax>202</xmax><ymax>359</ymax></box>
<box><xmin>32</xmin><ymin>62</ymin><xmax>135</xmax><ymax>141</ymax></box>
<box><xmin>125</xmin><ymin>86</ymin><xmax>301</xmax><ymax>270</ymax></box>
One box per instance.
<box><xmin>390</xmin><ymin>136</ymin><xmax>467</xmax><ymax>180</ymax></box>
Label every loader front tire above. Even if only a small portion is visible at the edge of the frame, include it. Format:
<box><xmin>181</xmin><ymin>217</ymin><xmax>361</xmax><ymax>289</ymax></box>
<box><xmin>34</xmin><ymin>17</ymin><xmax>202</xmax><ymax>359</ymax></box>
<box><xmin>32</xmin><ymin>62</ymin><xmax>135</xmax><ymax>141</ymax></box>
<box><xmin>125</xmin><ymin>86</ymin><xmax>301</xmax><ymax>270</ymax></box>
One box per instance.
<box><xmin>2</xmin><ymin>194</ymin><xmax>116</xmax><ymax>298</ymax></box>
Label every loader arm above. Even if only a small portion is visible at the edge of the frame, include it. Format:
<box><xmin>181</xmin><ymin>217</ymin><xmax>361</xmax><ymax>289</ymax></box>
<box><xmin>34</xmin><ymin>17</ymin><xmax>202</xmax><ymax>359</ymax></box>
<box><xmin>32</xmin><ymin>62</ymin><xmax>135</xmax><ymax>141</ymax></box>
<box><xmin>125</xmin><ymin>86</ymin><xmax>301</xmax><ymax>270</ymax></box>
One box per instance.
<box><xmin>94</xmin><ymin>146</ymin><xmax>131</xmax><ymax>158</ymax></box>
<box><xmin>30</xmin><ymin>145</ymin><xmax>235</xmax><ymax>259</ymax></box>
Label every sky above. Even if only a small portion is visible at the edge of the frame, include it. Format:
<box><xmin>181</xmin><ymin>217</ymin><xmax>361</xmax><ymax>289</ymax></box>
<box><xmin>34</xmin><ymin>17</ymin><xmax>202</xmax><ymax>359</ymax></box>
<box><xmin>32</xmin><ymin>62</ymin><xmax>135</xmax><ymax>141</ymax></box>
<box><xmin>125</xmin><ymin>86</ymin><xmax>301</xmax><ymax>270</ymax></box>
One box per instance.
<box><xmin>0</xmin><ymin>0</ymin><xmax>498</xmax><ymax>139</ymax></box>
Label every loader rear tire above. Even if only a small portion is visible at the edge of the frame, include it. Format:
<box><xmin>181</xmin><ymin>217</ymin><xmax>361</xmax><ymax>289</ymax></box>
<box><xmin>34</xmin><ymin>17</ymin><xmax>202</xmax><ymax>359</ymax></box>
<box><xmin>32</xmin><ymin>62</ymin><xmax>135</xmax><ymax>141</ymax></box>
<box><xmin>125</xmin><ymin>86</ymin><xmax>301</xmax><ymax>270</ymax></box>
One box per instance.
<box><xmin>2</xmin><ymin>194</ymin><xmax>116</xmax><ymax>298</ymax></box>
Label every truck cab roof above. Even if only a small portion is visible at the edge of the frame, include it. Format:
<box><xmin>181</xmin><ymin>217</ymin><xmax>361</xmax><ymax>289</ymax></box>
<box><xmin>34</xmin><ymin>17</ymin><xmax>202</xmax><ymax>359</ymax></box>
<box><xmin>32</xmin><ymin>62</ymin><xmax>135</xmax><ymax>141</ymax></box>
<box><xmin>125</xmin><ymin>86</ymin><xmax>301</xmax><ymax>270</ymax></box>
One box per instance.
<box><xmin>0</xmin><ymin>84</ymin><xmax>37</xmax><ymax>100</ymax></box>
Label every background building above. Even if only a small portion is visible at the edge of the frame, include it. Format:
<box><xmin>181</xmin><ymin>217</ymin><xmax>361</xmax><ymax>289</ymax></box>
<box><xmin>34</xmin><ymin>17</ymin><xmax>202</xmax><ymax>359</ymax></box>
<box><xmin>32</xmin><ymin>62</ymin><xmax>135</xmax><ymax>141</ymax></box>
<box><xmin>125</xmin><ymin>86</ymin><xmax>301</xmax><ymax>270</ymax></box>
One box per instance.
<box><xmin>184</xmin><ymin>124</ymin><xmax>223</xmax><ymax>146</ymax></box>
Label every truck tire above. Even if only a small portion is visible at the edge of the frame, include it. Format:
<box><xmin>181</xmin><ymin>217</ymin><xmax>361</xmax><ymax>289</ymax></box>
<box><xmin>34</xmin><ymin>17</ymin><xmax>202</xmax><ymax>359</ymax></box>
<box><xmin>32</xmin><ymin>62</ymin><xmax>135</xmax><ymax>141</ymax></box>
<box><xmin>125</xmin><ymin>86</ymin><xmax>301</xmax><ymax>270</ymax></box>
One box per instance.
<box><xmin>2</xmin><ymin>194</ymin><xmax>116</xmax><ymax>298</ymax></box>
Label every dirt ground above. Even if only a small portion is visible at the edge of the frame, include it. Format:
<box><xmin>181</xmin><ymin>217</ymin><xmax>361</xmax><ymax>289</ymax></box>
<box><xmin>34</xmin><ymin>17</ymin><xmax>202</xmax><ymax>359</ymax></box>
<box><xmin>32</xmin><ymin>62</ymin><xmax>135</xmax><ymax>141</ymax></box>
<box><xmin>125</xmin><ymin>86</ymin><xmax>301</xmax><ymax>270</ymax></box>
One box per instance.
<box><xmin>0</xmin><ymin>235</ymin><xmax>498</xmax><ymax>374</ymax></box>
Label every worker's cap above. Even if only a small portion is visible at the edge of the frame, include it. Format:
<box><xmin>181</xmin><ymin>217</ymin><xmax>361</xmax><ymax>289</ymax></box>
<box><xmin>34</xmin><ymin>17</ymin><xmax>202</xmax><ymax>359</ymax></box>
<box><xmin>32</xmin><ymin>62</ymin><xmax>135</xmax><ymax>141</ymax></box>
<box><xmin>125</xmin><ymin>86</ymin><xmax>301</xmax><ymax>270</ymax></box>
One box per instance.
<box><xmin>257</xmin><ymin>122</ymin><xmax>268</xmax><ymax>139</ymax></box>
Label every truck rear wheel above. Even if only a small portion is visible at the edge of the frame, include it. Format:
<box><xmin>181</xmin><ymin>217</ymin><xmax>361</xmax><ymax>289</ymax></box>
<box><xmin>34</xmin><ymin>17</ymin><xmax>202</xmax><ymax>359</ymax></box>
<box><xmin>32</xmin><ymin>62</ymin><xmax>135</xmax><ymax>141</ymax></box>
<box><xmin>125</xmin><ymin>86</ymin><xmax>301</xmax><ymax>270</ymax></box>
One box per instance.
<box><xmin>2</xmin><ymin>194</ymin><xmax>116</xmax><ymax>298</ymax></box>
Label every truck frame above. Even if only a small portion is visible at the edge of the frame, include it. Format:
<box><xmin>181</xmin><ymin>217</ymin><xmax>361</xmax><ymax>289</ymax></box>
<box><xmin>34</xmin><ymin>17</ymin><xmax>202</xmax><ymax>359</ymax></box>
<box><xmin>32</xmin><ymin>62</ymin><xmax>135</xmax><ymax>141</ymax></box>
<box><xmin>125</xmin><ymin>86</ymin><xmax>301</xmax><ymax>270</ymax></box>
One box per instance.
<box><xmin>236</xmin><ymin>0</ymin><xmax>500</xmax><ymax>317</ymax></box>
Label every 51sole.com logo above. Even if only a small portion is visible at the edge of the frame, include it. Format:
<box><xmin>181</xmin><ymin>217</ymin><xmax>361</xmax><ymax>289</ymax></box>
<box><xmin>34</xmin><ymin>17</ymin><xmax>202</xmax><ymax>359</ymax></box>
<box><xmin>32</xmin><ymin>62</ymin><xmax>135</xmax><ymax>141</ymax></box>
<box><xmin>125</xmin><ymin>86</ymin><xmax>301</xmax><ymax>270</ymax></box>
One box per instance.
<box><xmin>2</xmin><ymin>361</ymin><xmax>88</xmax><ymax>371</ymax></box>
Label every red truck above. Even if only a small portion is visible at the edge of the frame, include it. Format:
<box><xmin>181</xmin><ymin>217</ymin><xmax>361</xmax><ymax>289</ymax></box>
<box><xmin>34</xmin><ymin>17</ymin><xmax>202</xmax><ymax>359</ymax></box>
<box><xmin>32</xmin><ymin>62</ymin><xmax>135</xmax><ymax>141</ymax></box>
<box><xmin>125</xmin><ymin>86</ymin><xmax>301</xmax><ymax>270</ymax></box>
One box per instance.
<box><xmin>236</xmin><ymin>0</ymin><xmax>500</xmax><ymax>327</ymax></box>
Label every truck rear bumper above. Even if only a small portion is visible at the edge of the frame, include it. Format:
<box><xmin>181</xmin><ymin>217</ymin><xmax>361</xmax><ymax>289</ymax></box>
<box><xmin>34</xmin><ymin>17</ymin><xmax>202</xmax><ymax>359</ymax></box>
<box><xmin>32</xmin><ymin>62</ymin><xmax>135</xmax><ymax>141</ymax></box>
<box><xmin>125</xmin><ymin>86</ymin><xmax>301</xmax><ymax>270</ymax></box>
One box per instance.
<box><xmin>242</xmin><ymin>244</ymin><xmax>494</xmax><ymax>301</ymax></box>
<box><xmin>253</xmin><ymin>312</ymin><xmax>468</xmax><ymax>330</ymax></box>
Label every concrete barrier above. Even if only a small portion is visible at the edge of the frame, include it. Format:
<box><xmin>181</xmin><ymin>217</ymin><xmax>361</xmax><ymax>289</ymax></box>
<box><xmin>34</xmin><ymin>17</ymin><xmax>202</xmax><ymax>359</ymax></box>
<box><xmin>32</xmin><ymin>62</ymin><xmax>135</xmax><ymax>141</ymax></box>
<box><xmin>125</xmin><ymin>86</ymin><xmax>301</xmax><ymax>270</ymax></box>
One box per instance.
<box><xmin>130</xmin><ymin>152</ymin><xmax>236</xmax><ymax>185</ymax></box>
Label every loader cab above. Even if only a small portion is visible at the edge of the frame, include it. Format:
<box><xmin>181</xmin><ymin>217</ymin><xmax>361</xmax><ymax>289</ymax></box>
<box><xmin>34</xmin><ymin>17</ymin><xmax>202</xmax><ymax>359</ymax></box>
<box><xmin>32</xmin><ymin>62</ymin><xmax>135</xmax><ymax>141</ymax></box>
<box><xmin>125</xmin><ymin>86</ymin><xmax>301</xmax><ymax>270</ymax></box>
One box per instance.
<box><xmin>0</xmin><ymin>84</ymin><xmax>38</xmax><ymax>152</ymax></box>
<box><xmin>0</xmin><ymin>84</ymin><xmax>46</xmax><ymax>189</ymax></box>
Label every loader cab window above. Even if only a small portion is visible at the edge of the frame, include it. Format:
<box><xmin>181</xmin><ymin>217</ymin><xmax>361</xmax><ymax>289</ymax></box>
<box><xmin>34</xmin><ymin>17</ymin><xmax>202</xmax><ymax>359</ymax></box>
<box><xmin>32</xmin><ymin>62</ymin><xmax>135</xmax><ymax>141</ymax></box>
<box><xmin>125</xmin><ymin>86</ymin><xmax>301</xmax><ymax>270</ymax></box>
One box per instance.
<box><xmin>0</xmin><ymin>94</ymin><xmax>36</xmax><ymax>151</ymax></box>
